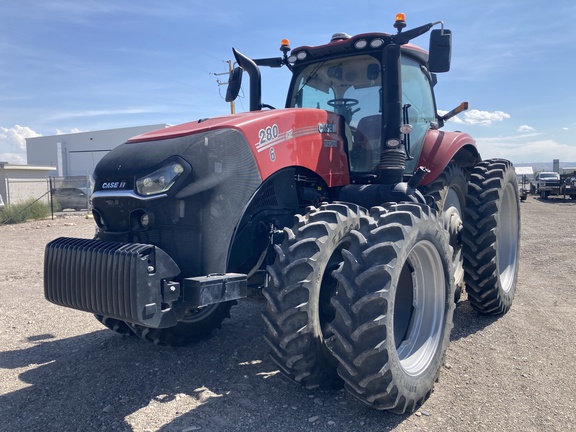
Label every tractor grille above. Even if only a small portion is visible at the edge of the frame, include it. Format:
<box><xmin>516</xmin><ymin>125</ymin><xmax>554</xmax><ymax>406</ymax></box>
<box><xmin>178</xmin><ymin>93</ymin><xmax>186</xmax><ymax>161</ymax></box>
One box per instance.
<box><xmin>44</xmin><ymin>237</ymin><xmax>180</xmax><ymax>327</ymax></box>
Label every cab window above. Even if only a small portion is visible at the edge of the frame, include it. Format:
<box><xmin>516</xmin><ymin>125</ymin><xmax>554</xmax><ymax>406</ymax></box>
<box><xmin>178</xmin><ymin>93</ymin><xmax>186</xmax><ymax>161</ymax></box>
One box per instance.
<box><xmin>401</xmin><ymin>56</ymin><xmax>436</xmax><ymax>174</ymax></box>
<box><xmin>289</xmin><ymin>55</ymin><xmax>383</xmax><ymax>172</ymax></box>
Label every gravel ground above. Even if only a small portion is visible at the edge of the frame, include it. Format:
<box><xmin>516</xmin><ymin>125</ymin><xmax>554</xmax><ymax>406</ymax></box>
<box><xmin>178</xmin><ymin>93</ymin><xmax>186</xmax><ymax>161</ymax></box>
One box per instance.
<box><xmin>1</xmin><ymin>195</ymin><xmax>575</xmax><ymax>432</ymax></box>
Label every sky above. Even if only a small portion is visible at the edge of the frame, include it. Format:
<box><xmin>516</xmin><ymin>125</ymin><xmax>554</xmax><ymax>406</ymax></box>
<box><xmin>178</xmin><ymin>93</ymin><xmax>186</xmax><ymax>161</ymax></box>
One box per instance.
<box><xmin>1</xmin><ymin>0</ymin><xmax>575</xmax><ymax>165</ymax></box>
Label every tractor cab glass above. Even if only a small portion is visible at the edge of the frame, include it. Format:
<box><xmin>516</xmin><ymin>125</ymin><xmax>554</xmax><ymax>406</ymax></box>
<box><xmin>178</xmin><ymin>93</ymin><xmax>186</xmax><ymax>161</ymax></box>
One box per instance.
<box><xmin>288</xmin><ymin>54</ymin><xmax>383</xmax><ymax>172</ymax></box>
<box><xmin>288</xmin><ymin>53</ymin><xmax>437</xmax><ymax>175</ymax></box>
<box><xmin>401</xmin><ymin>55</ymin><xmax>437</xmax><ymax>174</ymax></box>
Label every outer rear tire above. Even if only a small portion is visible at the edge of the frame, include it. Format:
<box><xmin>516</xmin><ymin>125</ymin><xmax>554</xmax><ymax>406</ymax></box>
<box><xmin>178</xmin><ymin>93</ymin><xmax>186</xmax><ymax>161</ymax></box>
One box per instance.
<box><xmin>463</xmin><ymin>159</ymin><xmax>520</xmax><ymax>315</ymax></box>
<box><xmin>127</xmin><ymin>302</ymin><xmax>235</xmax><ymax>346</ymax></box>
<box><xmin>327</xmin><ymin>203</ymin><xmax>455</xmax><ymax>413</ymax></box>
<box><xmin>262</xmin><ymin>203</ymin><xmax>367</xmax><ymax>389</ymax></box>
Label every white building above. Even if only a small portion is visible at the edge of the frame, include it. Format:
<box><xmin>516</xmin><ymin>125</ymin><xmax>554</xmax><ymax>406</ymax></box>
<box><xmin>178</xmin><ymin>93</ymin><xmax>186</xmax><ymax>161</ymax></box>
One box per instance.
<box><xmin>26</xmin><ymin>124</ymin><xmax>169</xmax><ymax>177</ymax></box>
<box><xmin>0</xmin><ymin>162</ymin><xmax>56</xmax><ymax>206</ymax></box>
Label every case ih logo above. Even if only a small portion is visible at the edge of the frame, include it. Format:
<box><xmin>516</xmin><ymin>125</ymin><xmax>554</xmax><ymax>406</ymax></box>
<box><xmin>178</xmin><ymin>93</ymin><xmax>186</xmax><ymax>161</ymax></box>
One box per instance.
<box><xmin>101</xmin><ymin>181</ymin><xmax>126</xmax><ymax>189</ymax></box>
<box><xmin>318</xmin><ymin>123</ymin><xmax>336</xmax><ymax>134</ymax></box>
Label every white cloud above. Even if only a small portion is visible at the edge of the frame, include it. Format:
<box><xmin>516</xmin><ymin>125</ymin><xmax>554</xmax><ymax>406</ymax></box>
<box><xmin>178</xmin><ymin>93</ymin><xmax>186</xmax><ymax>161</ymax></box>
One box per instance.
<box><xmin>0</xmin><ymin>125</ymin><xmax>41</xmax><ymax>164</ymax></box>
<box><xmin>439</xmin><ymin>109</ymin><xmax>511</xmax><ymax>126</ymax></box>
<box><xmin>517</xmin><ymin>125</ymin><xmax>535</xmax><ymax>133</ymax></box>
<box><xmin>476</xmin><ymin>136</ymin><xmax>576</xmax><ymax>163</ymax></box>
<box><xmin>463</xmin><ymin>110</ymin><xmax>511</xmax><ymax>126</ymax></box>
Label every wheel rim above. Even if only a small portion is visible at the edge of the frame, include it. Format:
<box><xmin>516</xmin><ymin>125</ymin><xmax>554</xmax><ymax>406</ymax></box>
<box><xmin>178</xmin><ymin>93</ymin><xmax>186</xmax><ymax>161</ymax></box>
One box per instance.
<box><xmin>444</xmin><ymin>187</ymin><xmax>464</xmax><ymax>287</ymax></box>
<box><xmin>394</xmin><ymin>240</ymin><xmax>446</xmax><ymax>377</ymax></box>
<box><xmin>498</xmin><ymin>182</ymin><xmax>519</xmax><ymax>293</ymax></box>
<box><xmin>181</xmin><ymin>303</ymin><xmax>220</xmax><ymax>323</ymax></box>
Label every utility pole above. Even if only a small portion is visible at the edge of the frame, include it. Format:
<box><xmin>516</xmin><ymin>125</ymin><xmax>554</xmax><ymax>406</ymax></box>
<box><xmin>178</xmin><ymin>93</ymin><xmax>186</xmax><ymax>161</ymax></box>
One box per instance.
<box><xmin>211</xmin><ymin>60</ymin><xmax>235</xmax><ymax>114</ymax></box>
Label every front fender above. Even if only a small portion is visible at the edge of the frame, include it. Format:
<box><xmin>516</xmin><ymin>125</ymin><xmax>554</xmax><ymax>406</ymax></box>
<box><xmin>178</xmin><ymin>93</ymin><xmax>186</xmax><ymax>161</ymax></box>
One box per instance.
<box><xmin>417</xmin><ymin>130</ymin><xmax>480</xmax><ymax>186</ymax></box>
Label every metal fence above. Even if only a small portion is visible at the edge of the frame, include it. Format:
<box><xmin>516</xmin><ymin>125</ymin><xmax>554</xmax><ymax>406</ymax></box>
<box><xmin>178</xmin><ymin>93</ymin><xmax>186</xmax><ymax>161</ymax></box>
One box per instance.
<box><xmin>3</xmin><ymin>177</ymin><xmax>50</xmax><ymax>207</ymax></box>
<box><xmin>48</xmin><ymin>176</ymin><xmax>92</xmax><ymax>212</ymax></box>
<box><xmin>2</xmin><ymin>175</ymin><xmax>91</xmax><ymax>211</ymax></box>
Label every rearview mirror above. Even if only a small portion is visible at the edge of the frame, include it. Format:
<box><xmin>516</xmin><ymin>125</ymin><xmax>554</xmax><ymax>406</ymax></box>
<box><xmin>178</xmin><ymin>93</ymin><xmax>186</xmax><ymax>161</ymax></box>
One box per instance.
<box><xmin>428</xmin><ymin>29</ymin><xmax>451</xmax><ymax>73</ymax></box>
<box><xmin>225</xmin><ymin>67</ymin><xmax>243</xmax><ymax>102</ymax></box>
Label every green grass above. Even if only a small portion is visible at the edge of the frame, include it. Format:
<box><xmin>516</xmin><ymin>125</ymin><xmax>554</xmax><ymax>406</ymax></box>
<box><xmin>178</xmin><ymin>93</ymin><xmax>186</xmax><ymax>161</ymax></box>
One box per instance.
<box><xmin>0</xmin><ymin>199</ymin><xmax>51</xmax><ymax>225</ymax></box>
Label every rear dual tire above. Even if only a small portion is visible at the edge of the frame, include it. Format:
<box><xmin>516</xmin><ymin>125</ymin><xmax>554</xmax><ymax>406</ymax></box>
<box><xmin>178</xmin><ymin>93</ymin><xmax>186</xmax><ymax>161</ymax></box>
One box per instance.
<box><xmin>463</xmin><ymin>159</ymin><xmax>520</xmax><ymax>315</ymax></box>
<box><xmin>327</xmin><ymin>203</ymin><xmax>455</xmax><ymax>413</ymax></box>
<box><xmin>263</xmin><ymin>203</ymin><xmax>367</xmax><ymax>389</ymax></box>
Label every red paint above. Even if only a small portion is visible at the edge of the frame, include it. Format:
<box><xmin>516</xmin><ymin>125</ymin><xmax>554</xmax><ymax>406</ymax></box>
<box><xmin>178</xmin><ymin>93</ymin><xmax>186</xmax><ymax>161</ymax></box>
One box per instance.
<box><xmin>417</xmin><ymin>129</ymin><xmax>477</xmax><ymax>185</ymax></box>
<box><xmin>129</xmin><ymin>109</ymin><xmax>350</xmax><ymax>187</ymax></box>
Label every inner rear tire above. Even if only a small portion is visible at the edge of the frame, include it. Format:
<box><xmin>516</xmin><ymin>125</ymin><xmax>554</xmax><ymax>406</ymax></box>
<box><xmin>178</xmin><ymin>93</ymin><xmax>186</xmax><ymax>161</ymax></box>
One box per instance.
<box><xmin>327</xmin><ymin>203</ymin><xmax>455</xmax><ymax>413</ymax></box>
<box><xmin>463</xmin><ymin>159</ymin><xmax>520</xmax><ymax>315</ymax></box>
<box><xmin>420</xmin><ymin>162</ymin><xmax>467</xmax><ymax>302</ymax></box>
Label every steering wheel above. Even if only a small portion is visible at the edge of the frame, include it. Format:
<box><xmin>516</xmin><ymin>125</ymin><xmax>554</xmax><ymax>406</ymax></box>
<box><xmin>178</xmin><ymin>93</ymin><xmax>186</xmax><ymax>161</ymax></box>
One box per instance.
<box><xmin>327</xmin><ymin>98</ymin><xmax>359</xmax><ymax>108</ymax></box>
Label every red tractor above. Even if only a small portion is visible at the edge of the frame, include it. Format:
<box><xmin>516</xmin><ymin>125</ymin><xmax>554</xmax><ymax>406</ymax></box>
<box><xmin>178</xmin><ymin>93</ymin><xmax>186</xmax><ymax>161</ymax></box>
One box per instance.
<box><xmin>44</xmin><ymin>14</ymin><xmax>520</xmax><ymax>413</ymax></box>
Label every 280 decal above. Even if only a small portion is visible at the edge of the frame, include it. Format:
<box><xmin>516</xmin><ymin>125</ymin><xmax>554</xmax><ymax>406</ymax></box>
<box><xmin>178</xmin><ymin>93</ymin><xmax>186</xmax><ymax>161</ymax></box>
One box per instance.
<box><xmin>255</xmin><ymin>123</ymin><xmax>284</xmax><ymax>156</ymax></box>
<box><xmin>259</xmin><ymin>124</ymin><xmax>279</xmax><ymax>146</ymax></box>
<box><xmin>254</xmin><ymin>123</ymin><xmax>319</xmax><ymax>157</ymax></box>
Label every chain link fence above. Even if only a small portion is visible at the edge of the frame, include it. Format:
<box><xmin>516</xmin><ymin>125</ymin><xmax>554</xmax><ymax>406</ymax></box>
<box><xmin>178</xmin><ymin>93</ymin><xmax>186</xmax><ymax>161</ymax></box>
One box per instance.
<box><xmin>48</xmin><ymin>175</ymin><xmax>92</xmax><ymax>212</ymax></box>
<box><xmin>2</xmin><ymin>175</ymin><xmax>91</xmax><ymax>212</ymax></box>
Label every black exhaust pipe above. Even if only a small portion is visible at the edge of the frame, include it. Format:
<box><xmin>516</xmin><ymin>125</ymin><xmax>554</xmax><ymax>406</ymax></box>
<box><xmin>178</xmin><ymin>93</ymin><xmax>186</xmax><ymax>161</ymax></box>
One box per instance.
<box><xmin>233</xmin><ymin>48</ymin><xmax>262</xmax><ymax>112</ymax></box>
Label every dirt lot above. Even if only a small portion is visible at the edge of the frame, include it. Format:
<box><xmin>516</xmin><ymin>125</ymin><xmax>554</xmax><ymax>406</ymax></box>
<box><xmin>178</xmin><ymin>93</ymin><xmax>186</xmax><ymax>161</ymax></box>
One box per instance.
<box><xmin>1</xmin><ymin>195</ymin><xmax>575</xmax><ymax>432</ymax></box>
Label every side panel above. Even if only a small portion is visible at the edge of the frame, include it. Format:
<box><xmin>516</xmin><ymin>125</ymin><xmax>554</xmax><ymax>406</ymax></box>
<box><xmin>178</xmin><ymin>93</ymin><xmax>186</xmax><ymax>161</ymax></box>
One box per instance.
<box><xmin>417</xmin><ymin>129</ymin><xmax>480</xmax><ymax>185</ymax></box>
<box><xmin>232</xmin><ymin>109</ymin><xmax>350</xmax><ymax>187</ymax></box>
<box><xmin>129</xmin><ymin>109</ymin><xmax>351</xmax><ymax>188</ymax></box>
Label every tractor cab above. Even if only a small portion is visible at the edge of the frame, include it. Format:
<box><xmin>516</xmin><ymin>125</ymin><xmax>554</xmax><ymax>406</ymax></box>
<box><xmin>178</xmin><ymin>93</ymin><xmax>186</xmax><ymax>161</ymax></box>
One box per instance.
<box><xmin>228</xmin><ymin>13</ymin><xmax>458</xmax><ymax>190</ymax></box>
<box><xmin>285</xmin><ymin>40</ymin><xmax>438</xmax><ymax>176</ymax></box>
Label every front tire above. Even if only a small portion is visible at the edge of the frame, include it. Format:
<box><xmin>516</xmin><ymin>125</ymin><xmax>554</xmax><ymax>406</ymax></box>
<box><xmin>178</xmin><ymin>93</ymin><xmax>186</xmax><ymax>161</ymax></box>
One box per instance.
<box><xmin>463</xmin><ymin>159</ymin><xmax>520</xmax><ymax>315</ymax></box>
<box><xmin>127</xmin><ymin>302</ymin><xmax>235</xmax><ymax>346</ymax></box>
<box><xmin>327</xmin><ymin>203</ymin><xmax>455</xmax><ymax>413</ymax></box>
<box><xmin>94</xmin><ymin>315</ymin><xmax>134</xmax><ymax>336</ymax></box>
<box><xmin>262</xmin><ymin>203</ymin><xmax>367</xmax><ymax>389</ymax></box>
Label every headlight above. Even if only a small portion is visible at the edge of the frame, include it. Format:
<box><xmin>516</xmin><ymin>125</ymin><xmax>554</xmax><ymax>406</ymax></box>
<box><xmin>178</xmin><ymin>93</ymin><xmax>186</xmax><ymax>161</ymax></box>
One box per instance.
<box><xmin>136</xmin><ymin>162</ymin><xmax>185</xmax><ymax>196</ymax></box>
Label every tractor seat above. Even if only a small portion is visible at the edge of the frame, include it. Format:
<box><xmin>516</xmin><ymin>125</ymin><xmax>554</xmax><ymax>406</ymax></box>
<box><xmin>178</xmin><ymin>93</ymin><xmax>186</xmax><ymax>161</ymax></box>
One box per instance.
<box><xmin>352</xmin><ymin>115</ymin><xmax>381</xmax><ymax>172</ymax></box>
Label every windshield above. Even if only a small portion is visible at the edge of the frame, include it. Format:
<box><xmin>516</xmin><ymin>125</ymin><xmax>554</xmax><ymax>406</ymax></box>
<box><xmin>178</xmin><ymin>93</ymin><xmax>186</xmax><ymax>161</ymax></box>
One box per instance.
<box><xmin>540</xmin><ymin>173</ymin><xmax>559</xmax><ymax>179</ymax></box>
<box><xmin>288</xmin><ymin>55</ymin><xmax>382</xmax><ymax>171</ymax></box>
<box><xmin>288</xmin><ymin>54</ymin><xmax>382</xmax><ymax>128</ymax></box>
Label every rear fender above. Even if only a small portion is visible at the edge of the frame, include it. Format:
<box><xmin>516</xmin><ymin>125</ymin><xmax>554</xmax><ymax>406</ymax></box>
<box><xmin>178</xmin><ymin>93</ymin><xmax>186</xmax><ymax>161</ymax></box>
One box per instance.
<box><xmin>417</xmin><ymin>130</ymin><xmax>480</xmax><ymax>186</ymax></box>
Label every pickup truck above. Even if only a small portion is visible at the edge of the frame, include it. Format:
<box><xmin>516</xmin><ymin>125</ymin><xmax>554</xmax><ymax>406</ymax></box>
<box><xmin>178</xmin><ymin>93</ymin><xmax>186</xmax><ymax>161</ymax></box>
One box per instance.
<box><xmin>530</xmin><ymin>172</ymin><xmax>561</xmax><ymax>198</ymax></box>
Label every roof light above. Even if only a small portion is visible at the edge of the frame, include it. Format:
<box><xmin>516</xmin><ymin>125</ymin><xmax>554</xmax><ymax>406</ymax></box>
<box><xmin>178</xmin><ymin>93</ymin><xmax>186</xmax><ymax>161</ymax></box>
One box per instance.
<box><xmin>354</xmin><ymin>39</ymin><xmax>368</xmax><ymax>49</ymax></box>
<box><xmin>280</xmin><ymin>38</ymin><xmax>291</xmax><ymax>54</ymax></box>
<box><xmin>370</xmin><ymin>38</ymin><xmax>384</xmax><ymax>48</ymax></box>
<box><xmin>400</xmin><ymin>124</ymin><xmax>413</xmax><ymax>134</ymax></box>
<box><xmin>289</xmin><ymin>50</ymin><xmax>308</xmax><ymax>63</ymax></box>
<box><xmin>394</xmin><ymin>12</ymin><xmax>407</xmax><ymax>31</ymax></box>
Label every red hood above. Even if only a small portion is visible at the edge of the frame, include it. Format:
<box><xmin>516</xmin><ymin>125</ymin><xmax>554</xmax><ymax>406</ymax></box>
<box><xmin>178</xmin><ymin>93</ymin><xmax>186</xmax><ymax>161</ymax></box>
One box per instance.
<box><xmin>128</xmin><ymin>109</ymin><xmax>312</xmax><ymax>142</ymax></box>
